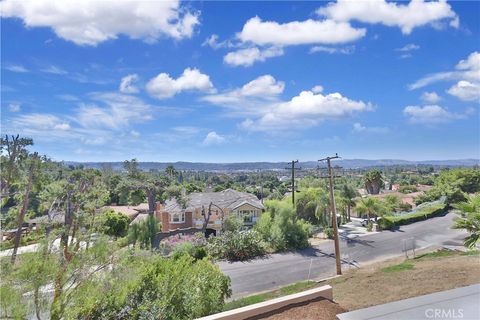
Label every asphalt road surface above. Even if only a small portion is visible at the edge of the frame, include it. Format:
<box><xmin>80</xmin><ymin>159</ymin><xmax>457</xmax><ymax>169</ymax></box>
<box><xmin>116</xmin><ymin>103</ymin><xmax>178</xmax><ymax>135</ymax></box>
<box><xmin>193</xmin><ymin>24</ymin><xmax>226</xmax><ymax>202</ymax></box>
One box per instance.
<box><xmin>218</xmin><ymin>212</ymin><xmax>468</xmax><ymax>299</ymax></box>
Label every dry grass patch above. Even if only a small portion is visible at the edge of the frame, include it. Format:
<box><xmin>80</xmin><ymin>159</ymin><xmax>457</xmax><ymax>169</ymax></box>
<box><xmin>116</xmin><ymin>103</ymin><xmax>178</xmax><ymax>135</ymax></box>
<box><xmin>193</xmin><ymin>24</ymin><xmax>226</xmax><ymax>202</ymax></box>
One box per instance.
<box><xmin>325</xmin><ymin>250</ymin><xmax>480</xmax><ymax>311</ymax></box>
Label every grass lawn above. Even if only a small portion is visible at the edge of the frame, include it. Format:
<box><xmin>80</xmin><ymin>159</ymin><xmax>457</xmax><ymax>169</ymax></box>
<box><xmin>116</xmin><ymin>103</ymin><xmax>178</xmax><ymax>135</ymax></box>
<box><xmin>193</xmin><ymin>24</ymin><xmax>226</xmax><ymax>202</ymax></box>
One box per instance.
<box><xmin>380</xmin><ymin>261</ymin><xmax>414</xmax><ymax>273</ymax></box>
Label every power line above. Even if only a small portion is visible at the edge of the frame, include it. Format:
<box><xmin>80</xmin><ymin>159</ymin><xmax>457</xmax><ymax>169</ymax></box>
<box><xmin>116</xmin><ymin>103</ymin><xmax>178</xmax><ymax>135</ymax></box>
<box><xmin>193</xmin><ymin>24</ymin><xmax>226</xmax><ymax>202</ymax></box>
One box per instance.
<box><xmin>285</xmin><ymin>160</ymin><xmax>301</xmax><ymax>207</ymax></box>
<box><xmin>318</xmin><ymin>153</ymin><xmax>342</xmax><ymax>275</ymax></box>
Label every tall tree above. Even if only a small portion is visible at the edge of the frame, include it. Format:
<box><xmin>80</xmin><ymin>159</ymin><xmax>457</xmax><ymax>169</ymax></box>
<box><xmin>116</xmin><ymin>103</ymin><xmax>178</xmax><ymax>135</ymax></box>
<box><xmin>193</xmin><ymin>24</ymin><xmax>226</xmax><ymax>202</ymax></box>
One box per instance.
<box><xmin>356</xmin><ymin>197</ymin><xmax>386</xmax><ymax>222</ymax></box>
<box><xmin>364</xmin><ymin>169</ymin><xmax>384</xmax><ymax>195</ymax></box>
<box><xmin>0</xmin><ymin>135</ymin><xmax>33</xmax><ymax>202</ymax></box>
<box><xmin>340</xmin><ymin>184</ymin><xmax>357</xmax><ymax>221</ymax></box>
<box><xmin>10</xmin><ymin>153</ymin><xmax>43</xmax><ymax>264</ymax></box>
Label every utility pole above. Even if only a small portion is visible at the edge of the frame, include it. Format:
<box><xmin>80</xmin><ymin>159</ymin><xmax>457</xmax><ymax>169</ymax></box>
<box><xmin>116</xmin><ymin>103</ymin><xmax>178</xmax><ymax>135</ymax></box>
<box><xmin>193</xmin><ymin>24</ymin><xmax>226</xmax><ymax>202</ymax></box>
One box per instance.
<box><xmin>318</xmin><ymin>153</ymin><xmax>342</xmax><ymax>275</ymax></box>
<box><xmin>285</xmin><ymin>160</ymin><xmax>300</xmax><ymax>207</ymax></box>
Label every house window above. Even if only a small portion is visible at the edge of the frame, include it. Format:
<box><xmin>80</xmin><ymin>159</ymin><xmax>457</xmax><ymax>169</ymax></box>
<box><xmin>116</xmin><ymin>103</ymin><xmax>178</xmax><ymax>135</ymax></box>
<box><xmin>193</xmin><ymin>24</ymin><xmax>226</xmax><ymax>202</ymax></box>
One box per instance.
<box><xmin>237</xmin><ymin>210</ymin><xmax>257</xmax><ymax>223</ymax></box>
<box><xmin>171</xmin><ymin>212</ymin><xmax>185</xmax><ymax>223</ymax></box>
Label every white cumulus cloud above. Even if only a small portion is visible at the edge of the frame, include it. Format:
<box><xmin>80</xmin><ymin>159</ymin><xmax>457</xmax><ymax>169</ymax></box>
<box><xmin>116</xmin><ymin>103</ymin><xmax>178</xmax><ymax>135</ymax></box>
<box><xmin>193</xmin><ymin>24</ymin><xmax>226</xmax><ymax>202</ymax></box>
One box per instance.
<box><xmin>146</xmin><ymin>68</ymin><xmax>215</xmax><ymax>99</ymax></box>
<box><xmin>224</xmin><ymin>47</ymin><xmax>284</xmax><ymax>67</ymax></box>
<box><xmin>403</xmin><ymin>105</ymin><xmax>466</xmax><ymax>124</ymax></box>
<box><xmin>421</xmin><ymin>92</ymin><xmax>442</xmax><ymax>103</ymax></box>
<box><xmin>318</xmin><ymin>0</ymin><xmax>458</xmax><ymax>34</ymax></box>
<box><xmin>202</xmin><ymin>75</ymin><xmax>284</xmax><ymax>115</ymax></box>
<box><xmin>240</xmin><ymin>89</ymin><xmax>372</xmax><ymax>131</ymax></box>
<box><xmin>447</xmin><ymin>81</ymin><xmax>480</xmax><ymax>101</ymax></box>
<box><xmin>0</xmin><ymin>0</ymin><xmax>199</xmax><ymax>46</ymax></box>
<box><xmin>237</xmin><ymin>16</ymin><xmax>366</xmax><ymax>46</ymax></box>
<box><xmin>202</xmin><ymin>131</ymin><xmax>226</xmax><ymax>146</ymax></box>
<box><xmin>119</xmin><ymin>74</ymin><xmax>140</xmax><ymax>93</ymax></box>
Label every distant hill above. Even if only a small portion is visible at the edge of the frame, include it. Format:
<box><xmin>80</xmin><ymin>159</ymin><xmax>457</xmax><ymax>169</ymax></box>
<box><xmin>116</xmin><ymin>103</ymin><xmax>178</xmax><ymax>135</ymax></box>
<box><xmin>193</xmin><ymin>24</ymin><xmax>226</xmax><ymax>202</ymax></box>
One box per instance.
<box><xmin>63</xmin><ymin>159</ymin><xmax>479</xmax><ymax>171</ymax></box>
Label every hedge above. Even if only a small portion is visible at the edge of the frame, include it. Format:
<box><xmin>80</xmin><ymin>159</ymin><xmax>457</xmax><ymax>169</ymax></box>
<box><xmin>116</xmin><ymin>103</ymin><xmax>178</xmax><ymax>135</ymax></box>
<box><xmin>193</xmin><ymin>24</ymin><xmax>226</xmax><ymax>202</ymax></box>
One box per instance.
<box><xmin>379</xmin><ymin>204</ymin><xmax>447</xmax><ymax>230</ymax></box>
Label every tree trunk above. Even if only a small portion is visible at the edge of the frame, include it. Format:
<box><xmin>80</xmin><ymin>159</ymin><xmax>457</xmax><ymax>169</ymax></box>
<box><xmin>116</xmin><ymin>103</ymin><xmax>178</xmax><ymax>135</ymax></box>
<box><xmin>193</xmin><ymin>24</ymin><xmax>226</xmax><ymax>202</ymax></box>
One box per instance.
<box><xmin>147</xmin><ymin>189</ymin><xmax>156</xmax><ymax>215</ymax></box>
<box><xmin>11</xmin><ymin>167</ymin><xmax>33</xmax><ymax>264</ymax></box>
<box><xmin>347</xmin><ymin>205</ymin><xmax>351</xmax><ymax>221</ymax></box>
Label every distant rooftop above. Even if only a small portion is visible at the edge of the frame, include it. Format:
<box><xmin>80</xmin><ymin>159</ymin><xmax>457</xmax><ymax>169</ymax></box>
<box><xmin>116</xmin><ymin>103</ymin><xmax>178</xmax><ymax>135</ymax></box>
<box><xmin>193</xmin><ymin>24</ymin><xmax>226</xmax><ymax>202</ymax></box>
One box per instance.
<box><xmin>162</xmin><ymin>188</ymin><xmax>264</xmax><ymax>213</ymax></box>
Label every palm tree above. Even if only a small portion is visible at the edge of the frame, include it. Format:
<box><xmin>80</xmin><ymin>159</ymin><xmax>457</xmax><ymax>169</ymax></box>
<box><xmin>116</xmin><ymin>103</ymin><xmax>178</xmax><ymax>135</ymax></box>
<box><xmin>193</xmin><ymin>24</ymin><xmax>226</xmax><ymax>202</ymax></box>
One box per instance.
<box><xmin>364</xmin><ymin>169</ymin><xmax>384</xmax><ymax>195</ymax></box>
<box><xmin>355</xmin><ymin>197</ymin><xmax>386</xmax><ymax>223</ymax></box>
<box><xmin>341</xmin><ymin>184</ymin><xmax>357</xmax><ymax>221</ymax></box>
<box><xmin>165</xmin><ymin>165</ymin><xmax>177</xmax><ymax>179</ymax></box>
<box><xmin>452</xmin><ymin>194</ymin><xmax>480</xmax><ymax>249</ymax></box>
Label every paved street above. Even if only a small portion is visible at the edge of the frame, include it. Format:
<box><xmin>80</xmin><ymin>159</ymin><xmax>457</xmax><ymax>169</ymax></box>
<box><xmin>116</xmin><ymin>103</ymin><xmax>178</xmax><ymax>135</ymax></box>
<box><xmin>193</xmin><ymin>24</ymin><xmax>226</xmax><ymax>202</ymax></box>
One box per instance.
<box><xmin>219</xmin><ymin>212</ymin><xmax>468</xmax><ymax>299</ymax></box>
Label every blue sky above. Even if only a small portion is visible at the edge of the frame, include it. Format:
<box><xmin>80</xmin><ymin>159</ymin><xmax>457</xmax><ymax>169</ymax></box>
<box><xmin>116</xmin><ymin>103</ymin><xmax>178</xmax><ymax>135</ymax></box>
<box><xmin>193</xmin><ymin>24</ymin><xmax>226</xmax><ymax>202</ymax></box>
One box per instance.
<box><xmin>1</xmin><ymin>0</ymin><xmax>479</xmax><ymax>162</ymax></box>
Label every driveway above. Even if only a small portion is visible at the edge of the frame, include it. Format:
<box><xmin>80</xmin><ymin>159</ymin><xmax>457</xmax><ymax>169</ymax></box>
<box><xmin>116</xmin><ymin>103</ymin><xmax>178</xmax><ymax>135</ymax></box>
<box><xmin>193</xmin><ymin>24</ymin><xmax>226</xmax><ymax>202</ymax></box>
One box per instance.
<box><xmin>219</xmin><ymin>212</ymin><xmax>467</xmax><ymax>299</ymax></box>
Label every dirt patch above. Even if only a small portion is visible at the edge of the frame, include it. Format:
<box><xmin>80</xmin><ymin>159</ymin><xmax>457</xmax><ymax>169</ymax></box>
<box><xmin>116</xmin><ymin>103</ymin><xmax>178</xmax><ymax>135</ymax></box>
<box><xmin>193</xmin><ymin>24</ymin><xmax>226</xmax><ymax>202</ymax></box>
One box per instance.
<box><xmin>325</xmin><ymin>252</ymin><xmax>480</xmax><ymax>311</ymax></box>
<box><xmin>252</xmin><ymin>298</ymin><xmax>346</xmax><ymax>320</ymax></box>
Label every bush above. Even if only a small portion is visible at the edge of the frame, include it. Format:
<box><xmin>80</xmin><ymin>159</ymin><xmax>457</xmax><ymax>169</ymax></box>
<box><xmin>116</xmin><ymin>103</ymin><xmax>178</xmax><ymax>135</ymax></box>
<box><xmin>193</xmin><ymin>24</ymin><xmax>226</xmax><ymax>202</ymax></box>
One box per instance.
<box><xmin>366</xmin><ymin>223</ymin><xmax>373</xmax><ymax>232</ymax></box>
<box><xmin>100</xmin><ymin>210</ymin><xmax>130</xmax><ymax>238</ymax></box>
<box><xmin>255</xmin><ymin>201</ymin><xmax>312</xmax><ymax>251</ymax></box>
<box><xmin>381</xmin><ymin>204</ymin><xmax>446</xmax><ymax>229</ymax></box>
<box><xmin>206</xmin><ymin>230</ymin><xmax>266</xmax><ymax>261</ymax></box>
<box><xmin>398</xmin><ymin>185</ymin><xmax>419</xmax><ymax>194</ymax></box>
<box><xmin>70</xmin><ymin>254</ymin><xmax>231</xmax><ymax>319</ymax></box>
<box><xmin>323</xmin><ymin>227</ymin><xmax>334</xmax><ymax>239</ymax></box>
<box><xmin>378</xmin><ymin>218</ymin><xmax>394</xmax><ymax>230</ymax></box>
<box><xmin>172</xmin><ymin>241</ymin><xmax>208</xmax><ymax>261</ymax></box>
<box><xmin>223</xmin><ymin>215</ymin><xmax>243</xmax><ymax>232</ymax></box>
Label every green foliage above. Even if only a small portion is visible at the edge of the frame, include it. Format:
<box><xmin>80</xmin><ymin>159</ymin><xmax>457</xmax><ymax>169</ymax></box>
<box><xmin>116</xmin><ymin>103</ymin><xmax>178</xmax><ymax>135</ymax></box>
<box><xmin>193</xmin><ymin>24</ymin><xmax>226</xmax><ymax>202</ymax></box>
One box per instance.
<box><xmin>295</xmin><ymin>188</ymin><xmax>326</xmax><ymax>223</ymax></box>
<box><xmin>0</xmin><ymin>284</ymin><xmax>27</xmax><ymax>319</ymax></box>
<box><xmin>68</xmin><ymin>254</ymin><xmax>231</xmax><ymax>319</ymax></box>
<box><xmin>206</xmin><ymin>230</ymin><xmax>267</xmax><ymax>261</ymax></box>
<box><xmin>172</xmin><ymin>241</ymin><xmax>208</xmax><ymax>261</ymax></box>
<box><xmin>222</xmin><ymin>214</ymin><xmax>243</xmax><ymax>232</ymax></box>
<box><xmin>381</xmin><ymin>204</ymin><xmax>446</xmax><ymax>229</ymax></box>
<box><xmin>356</xmin><ymin>197</ymin><xmax>387</xmax><ymax>220</ymax></box>
<box><xmin>129</xmin><ymin>214</ymin><xmax>159</xmax><ymax>249</ymax></box>
<box><xmin>364</xmin><ymin>169</ymin><xmax>384</xmax><ymax>194</ymax></box>
<box><xmin>398</xmin><ymin>185</ymin><xmax>419</xmax><ymax>194</ymax></box>
<box><xmin>415</xmin><ymin>168</ymin><xmax>480</xmax><ymax>205</ymax></box>
<box><xmin>323</xmin><ymin>227</ymin><xmax>334</xmax><ymax>239</ymax></box>
<box><xmin>452</xmin><ymin>194</ymin><xmax>480</xmax><ymax>249</ymax></box>
<box><xmin>255</xmin><ymin>200</ymin><xmax>312</xmax><ymax>251</ymax></box>
<box><xmin>414</xmin><ymin>250</ymin><xmax>456</xmax><ymax>260</ymax></box>
<box><xmin>366</xmin><ymin>223</ymin><xmax>373</xmax><ymax>232</ymax></box>
<box><xmin>380</xmin><ymin>262</ymin><xmax>414</xmax><ymax>273</ymax></box>
<box><xmin>99</xmin><ymin>210</ymin><xmax>130</xmax><ymax>238</ymax></box>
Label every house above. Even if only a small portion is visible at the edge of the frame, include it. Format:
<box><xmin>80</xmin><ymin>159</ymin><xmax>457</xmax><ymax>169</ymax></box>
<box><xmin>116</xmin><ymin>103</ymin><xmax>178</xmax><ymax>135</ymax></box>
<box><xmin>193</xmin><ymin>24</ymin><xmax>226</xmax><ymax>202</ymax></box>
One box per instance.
<box><xmin>103</xmin><ymin>203</ymin><xmax>149</xmax><ymax>220</ymax></box>
<box><xmin>156</xmin><ymin>189</ymin><xmax>264</xmax><ymax>236</ymax></box>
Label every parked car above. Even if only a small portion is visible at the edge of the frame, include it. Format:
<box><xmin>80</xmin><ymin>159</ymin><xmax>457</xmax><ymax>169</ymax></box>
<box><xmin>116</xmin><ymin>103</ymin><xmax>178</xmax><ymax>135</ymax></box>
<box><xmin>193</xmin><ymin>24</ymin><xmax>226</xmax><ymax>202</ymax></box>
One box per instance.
<box><xmin>361</xmin><ymin>217</ymin><xmax>381</xmax><ymax>227</ymax></box>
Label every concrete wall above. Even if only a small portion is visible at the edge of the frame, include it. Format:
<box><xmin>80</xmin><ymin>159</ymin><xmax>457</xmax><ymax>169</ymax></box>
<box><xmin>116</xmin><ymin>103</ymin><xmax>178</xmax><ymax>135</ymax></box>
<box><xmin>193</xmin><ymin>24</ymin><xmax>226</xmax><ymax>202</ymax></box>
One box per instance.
<box><xmin>197</xmin><ymin>285</ymin><xmax>333</xmax><ymax>320</ymax></box>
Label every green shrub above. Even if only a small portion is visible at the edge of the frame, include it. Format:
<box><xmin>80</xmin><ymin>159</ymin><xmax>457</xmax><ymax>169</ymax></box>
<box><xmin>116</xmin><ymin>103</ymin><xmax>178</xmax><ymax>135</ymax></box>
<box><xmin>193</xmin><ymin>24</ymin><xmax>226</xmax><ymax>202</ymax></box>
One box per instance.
<box><xmin>100</xmin><ymin>210</ymin><xmax>130</xmax><ymax>238</ymax></box>
<box><xmin>70</xmin><ymin>254</ymin><xmax>231</xmax><ymax>319</ymax></box>
<box><xmin>366</xmin><ymin>223</ymin><xmax>373</xmax><ymax>232</ymax></box>
<box><xmin>255</xmin><ymin>201</ymin><xmax>312</xmax><ymax>251</ymax></box>
<box><xmin>378</xmin><ymin>218</ymin><xmax>394</xmax><ymax>230</ymax></box>
<box><xmin>223</xmin><ymin>215</ymin><xmax>243</xmax><ymax>232</ymax></box>
<box><xmin>206</xmin><ymin>230</ymin><xmax>266</xmax><ymax>261</ymax></box>
<box><xmin>381</xmin><ymin>204</ymin><xmax>446</xmax><ymax>229</ymax></box>
<box><xmin>323</xmin><ymin>227</ymin><xmax>334</xmax><ymax>239</ymax></box>
<box><xmin>172</xmin><ymin>242</ymin><xmax>208</xmax><ymax>261</ymax></box>
<box><xmin>398</xmin><ymin>185</ymin><xmax>419</xmax><ymax>194</ymax></box>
